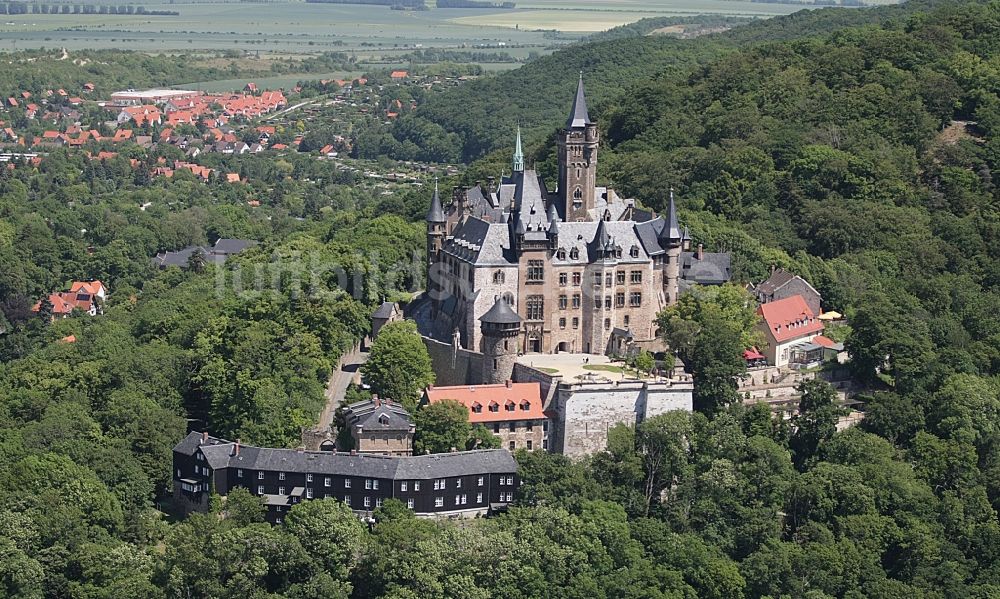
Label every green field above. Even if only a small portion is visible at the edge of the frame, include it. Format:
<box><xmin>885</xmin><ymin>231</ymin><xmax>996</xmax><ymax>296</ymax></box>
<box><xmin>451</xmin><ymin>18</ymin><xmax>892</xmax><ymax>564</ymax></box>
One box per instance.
<box><xmin>0</xmin><ymin>0</ymin><xmax>862</xmax><ymax>54</ymax></box>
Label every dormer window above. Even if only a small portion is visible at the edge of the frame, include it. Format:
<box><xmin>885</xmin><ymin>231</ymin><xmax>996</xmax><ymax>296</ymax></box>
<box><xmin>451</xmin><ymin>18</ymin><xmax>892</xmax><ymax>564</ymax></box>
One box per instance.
<box><xmin>520</xmin><ymin>400</ymin><xmax>530</xmax><ymax>411</ymax></box>
<box><xmin>489</xmin><ymin>402</ymin><xmax>500</xmax><ymax>413</ymax></box>
<box><xmin>505</xmin><ymin>401</ymin><xmax>516</xmax><ymax>412</ymax></box>
<box><xmin>378</xmin><ymin>414</ymin><xmax>390</xmax><ymax>426</ymax></box>
<box><xmin>570</xmin><ymin>248</ymin><xmax>579</xmax><ymax>260</ymax></box>
<box><xmin>630</xmin><ymin>245</ymin><xmax>639</xmax><ymax>258</ymax></box>
<box><xmin>472</xmin><ymin>403</ymin><xmax>482</xmax><ymax>414</ymax></box>
<box><xmin>557</xmin><ymin>248</ymin><xmax>567</xmax><ymax>260</ymax></box>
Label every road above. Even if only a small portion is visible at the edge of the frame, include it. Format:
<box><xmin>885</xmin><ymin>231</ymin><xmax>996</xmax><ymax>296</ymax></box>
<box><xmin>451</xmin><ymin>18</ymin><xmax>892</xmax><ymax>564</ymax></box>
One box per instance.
<box><xmin>317</xmin><ymin>345</ymin><xmax>369</xmax><ymax>431</ymax></box>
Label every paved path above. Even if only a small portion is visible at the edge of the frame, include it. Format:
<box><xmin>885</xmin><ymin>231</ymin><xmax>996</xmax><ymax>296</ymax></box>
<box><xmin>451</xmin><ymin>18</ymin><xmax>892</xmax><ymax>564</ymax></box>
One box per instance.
<box><xmin>317</xmin><ymin>346</ymin><xmax>369</xmax><ymax>431</ymax></box>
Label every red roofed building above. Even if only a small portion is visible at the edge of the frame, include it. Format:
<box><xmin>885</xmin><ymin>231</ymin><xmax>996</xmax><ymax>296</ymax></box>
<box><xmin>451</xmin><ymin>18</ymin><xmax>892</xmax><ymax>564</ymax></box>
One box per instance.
<box><xmin>423</xmin><ymin>381</ymin><xmax>547</xmax><ymax>451</ymax></box>
<box><xmin>390</xmin><ymin>70</ymin><xmax>408</xmax><ymax>80</ymax></box>
<box><xmin>756</xmin><ymin>295</ymin><xmax>824</xmax><ymax>367</ymax></box>
<box><xmin>32</xmin><ymin>280</ymin><xmax>106</xmax><ymax>320</ymax></box>
<box><xmin>118</xmin><ymin>106</ymin><xmax>162</xmax><ymax>126</ymax></box>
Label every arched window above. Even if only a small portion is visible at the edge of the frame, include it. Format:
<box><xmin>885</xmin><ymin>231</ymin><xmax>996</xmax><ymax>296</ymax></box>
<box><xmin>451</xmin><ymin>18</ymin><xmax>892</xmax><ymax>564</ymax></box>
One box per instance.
<box><xmin>556</xmin><ymin>248</ymin><xmax>567</xmax><ymax>260</ymax></box>
<box><xmin>493</xmin><ymin>270</ymin><xmax>505</xmax><ymax>284</ymax></box>
<box><xmin>502</xmin><ymin>292</ymin><xmax>515</xmax><ymax>306</ymax></box>
<box><xmin>570</xmin><ymin>248</ymin><xmax>580</xmax><ymax>260</ymax></box>
<box><xmin>573</xmin><ymin>188</ymin><xmax>582</xmax><ymax>200</ymax></box>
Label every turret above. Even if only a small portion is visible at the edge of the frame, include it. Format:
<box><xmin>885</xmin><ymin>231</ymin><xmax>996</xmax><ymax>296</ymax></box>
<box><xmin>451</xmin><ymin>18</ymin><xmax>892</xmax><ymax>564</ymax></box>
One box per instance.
<box><xmin>660</xmin><ymin>188</ymin><xmax>683</xmax><ymax>304</ymax></box>
<box><xmin>426</xmin><ymin>179</ymin><xmax>446</xmax><ymax>303</ymax></box>
<box><xmin>479</xmin><ymin>297</ymin><xmax>521</xmax><ymax>384</ymax></box>
<box><xmin>558</xmin><ymin>73</ymin><xmax>600</xmax><ymax>222</ymax></box>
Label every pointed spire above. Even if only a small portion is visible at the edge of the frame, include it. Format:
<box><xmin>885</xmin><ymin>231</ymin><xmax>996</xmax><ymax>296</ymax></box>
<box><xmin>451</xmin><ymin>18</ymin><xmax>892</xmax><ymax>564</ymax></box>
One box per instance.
<box><xmin>566</xmin><ymin>71</ymin><xmax>593</xmax><ymax>129</ymax></box>
<box><xmin>593</xmin><ymin>218</ymin><xmax>611</xmax><ymax>249</ymax></box>
<box><xmin>547</xmin><ymin>203</ymin><xmax>560</xmax><ymax>237</ymax></box>
<box><xmin>512</xmin><ymin>126</ymin><xmax>524</xmax><ymax>173</ymax></box>
<box><xmin>426</xmin><ymin>178</ymin><xmax>445</xmax><ymax>223</ymax></box>
<box><xmin>659</xmin><ymin>186</ymin><xmax>681</xmax><ymax>243</ymax></box>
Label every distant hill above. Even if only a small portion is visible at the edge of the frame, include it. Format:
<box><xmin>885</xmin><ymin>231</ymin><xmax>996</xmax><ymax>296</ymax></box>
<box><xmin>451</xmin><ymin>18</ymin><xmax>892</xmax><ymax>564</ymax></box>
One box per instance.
<box><xmin>386</xmin><ymin>0</ymin><xmax>977</xmax><ymax>164</ymax></box>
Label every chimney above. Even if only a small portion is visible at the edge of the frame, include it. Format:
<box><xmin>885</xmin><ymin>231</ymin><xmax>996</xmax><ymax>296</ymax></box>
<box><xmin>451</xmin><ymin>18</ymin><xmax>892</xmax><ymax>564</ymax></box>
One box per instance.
<box><xmin>505</xmin><ymin>379</ymin><xmax>512</xmax><ymax>388</ymax></box>
<box><xmin>697</xmin><ymin>243</ymin><xmax>704</xmax><ymax>260</ymax></box>
<box><xmin>201</xmin><ymin>431</ymin><xmax>208</xmax><ymax>444</ymax></box>
<box><xmin>233</xmin><ymin>439</ymin><xmax>240</xmax><ymax>456</ymax></box>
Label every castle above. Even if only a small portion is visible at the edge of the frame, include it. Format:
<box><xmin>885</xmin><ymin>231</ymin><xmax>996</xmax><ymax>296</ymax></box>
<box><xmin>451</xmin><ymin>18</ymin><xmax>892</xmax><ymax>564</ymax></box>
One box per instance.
<box><xmin>425</xmin><ymin>75</ymin><xmax>731</xmax><ymax>375</ymax></box>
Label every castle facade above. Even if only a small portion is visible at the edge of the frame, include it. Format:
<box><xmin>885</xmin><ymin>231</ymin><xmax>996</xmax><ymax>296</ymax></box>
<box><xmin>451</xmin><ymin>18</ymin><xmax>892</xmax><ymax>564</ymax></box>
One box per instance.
<box><xmin>426</xmin><ymin>76</ymin><xmax>730</xmax><ymax>359</ymax></box>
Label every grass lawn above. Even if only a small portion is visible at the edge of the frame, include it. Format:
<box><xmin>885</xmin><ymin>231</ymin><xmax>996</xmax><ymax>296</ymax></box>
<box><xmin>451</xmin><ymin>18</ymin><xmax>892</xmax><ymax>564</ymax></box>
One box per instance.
<box><xmin>583</xmin><ymin>364</ymin><xmax>625</xmax><ymax>374</ymax></box>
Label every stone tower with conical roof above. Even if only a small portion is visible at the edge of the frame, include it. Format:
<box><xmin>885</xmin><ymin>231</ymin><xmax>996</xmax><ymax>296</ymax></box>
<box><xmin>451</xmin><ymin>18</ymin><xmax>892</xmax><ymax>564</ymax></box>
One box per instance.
<box><xmin>480</xmin><ymin>296</ymin><xmax>521</xmax><ymax>384</ymax></box>
<box><xmin>660</xmin><ymin>188</ymin><xmax>684</xmax><ymax>304</ymax></box>
<box><xmin>425</xmin><ymin>178</ymin><xmax>446</xmax><ymax>303</ymax></box>
<box><xmin>558</xmin><ymin>73</ymin><xmax>599</xmax><ymax>223</ymax></box>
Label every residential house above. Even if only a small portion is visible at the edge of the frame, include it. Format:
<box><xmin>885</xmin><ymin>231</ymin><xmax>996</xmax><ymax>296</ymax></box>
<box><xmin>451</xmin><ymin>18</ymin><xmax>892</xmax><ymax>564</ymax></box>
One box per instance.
<box><xmin>172</xmin><ymin>431</ymin><xmax>518</xmax><ymax>522</ymax></box>
<box><xmin>343</xmin><ymin>396</ymin><xmax>415</xmax><ymax>456</ymax></box>
<box><xmin>32</xmin><ymin>280</ymin><xmax>106</xmax><ymax>320</ymax></box>
<box><xmin>423</xmin><ymin>381</ymin><xmax>548</xmax><ymax>452</ymax></box>
<box><xmin>152</xmin><ymin>238</ymin><xmax>257</xmax><ymax>269</ymax></box>
<box><xmin>755</xmin><ymin>295</ymin><xmax>825</xmax><ymax>367</ymax></box>
<box><xmin>752</xmin><ymin>268</ymin><xmax>822</xmax><ymax>319</ymax></box>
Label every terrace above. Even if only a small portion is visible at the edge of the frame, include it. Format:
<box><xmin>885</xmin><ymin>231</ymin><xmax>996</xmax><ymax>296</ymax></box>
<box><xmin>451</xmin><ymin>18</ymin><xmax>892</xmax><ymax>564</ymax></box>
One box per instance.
<box><xmin>515</xmin><ymin>352</ymin><xmax>680</xmax><ymax>384</ymax></box>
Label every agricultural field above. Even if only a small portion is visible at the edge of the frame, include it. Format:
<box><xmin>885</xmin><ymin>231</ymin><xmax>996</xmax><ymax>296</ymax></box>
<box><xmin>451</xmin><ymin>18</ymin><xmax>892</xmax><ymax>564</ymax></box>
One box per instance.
<box><xmin>0</xmin><ymin>2</ymin><xmax>568</xmax><ymax>53</ymax></box>
<box><xmin>0</xmin><ymin>0</ymin><xmax>885</xmax><ymax>54</ymax></box>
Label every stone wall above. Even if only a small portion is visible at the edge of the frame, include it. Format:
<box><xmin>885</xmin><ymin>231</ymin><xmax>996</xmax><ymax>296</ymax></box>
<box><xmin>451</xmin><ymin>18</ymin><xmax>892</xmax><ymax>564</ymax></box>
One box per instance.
<box><xmin>422</xmin><ymin>335</ymin><xmax>483</xmax><ymax>386</ymax></box>
<box><xmin>553</xmin><ymin>380</ymin><xmax>693</xmax><ymax>457</ymax></box>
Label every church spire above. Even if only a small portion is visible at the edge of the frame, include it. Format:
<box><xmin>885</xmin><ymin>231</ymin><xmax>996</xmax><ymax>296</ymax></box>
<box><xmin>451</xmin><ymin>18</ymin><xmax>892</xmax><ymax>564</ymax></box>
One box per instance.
<box><xmin>566</xmin><ymin>71</ymin><xmax>593</xmax><ymax>129</ymax></box>
<box><xmin>512</xmin><ymin>126</ymin><xmax>524</xmax><ymax>173</ymax></box>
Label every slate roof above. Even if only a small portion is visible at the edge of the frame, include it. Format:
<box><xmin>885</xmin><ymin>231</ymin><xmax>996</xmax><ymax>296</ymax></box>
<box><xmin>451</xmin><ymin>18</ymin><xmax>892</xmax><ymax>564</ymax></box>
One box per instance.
<box><xmin>213</xmin><ymin>238</ymin><xmax>257</xmax><ymax>255</ymax></box>
<box><xmin>372</xmin><ymin>301</ymin><xmax>396</xmax><ymax>320</ymax></box>
<box><xmin>754</xmin><ymin>268</ymin><xmax>820</xmax><ymax>299</ymax></box>
<box><xmin>345</xmin><ymin>397</ymin><xmax>414</xmax><ymax>433</ymax></box>
<box><xmin>566</xmin><ymin>74</ymin><xmax>593</xmax><ymax>129</ymax></box>
<box><xmin>174</xmin><ymin>431</ymin><xmax>516</xmax><ymax>480</ymax></box>
<box><xmin>681</xmin><ymin>251</ymin><xmax>731</xmax><ymax>285</ymax></box>
<box><xmin>426</xmin><ymin>180</ymin><xmax>445</xmax><ymax>222</ymax></box>
<box><xmin>480</xmin><ymin>297</ymin><xmax>521</xmax><ymax>324</ymax></box>
<box><xmin>152</xmin><ymin>239</ymin><xmax>256</xmax><ymax>268</ymax></box>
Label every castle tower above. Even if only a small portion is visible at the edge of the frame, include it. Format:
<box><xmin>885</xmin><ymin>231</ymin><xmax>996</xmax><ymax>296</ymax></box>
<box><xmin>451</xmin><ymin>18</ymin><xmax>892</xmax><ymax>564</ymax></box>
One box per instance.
<box><xmin>426</xmin><ymin>179</ymin><xmax>446</xmax><ymax>304</ymax></box>
<box><xmin>479</xmin><ymin>297</ymin><xmax>521</xmax><ymax>384</ymax></box>
<box><xmin>513</xmin><ymin>126</ymin><xmax>524</xmax><ymax>173</ymax></box>
<box><xmin>583</xmin><ymin>219</ymin><xmax>618</xmax><ymax>354</ymax></box>
<box><xmin>660</xmin><ymin>188</ymin><xmax>683</xmax><ymax>304</ymax></box>
<box><xmin>558</xmin><ymin>73</ymin><xmax>599</xmax><ymax>222</ymax></box>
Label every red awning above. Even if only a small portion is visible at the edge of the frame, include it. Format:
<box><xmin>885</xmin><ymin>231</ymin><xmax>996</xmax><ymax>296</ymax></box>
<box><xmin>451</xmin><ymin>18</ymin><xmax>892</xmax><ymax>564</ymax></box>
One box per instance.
<box><xmin>743</xmin><ymin>348</ymin><xmax>765</xmax><ymax>360</ymax></box>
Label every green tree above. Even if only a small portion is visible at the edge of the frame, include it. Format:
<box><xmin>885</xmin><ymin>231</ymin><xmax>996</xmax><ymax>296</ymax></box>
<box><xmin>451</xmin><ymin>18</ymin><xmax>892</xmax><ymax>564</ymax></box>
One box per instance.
<box><xmin>283</xmin><ymin>498</ymin><xmax>367</xmax><ymax>580</ymax></box>
<box><xmin>790</xmin><ymin>379</ymin><xmax>848</xmax><ymax>469</ymax></box>
<box><xmin>362</xmin><ymin>320</ymin><xmax>434</xmax><ymax>410</ymax></box>
<box><xmin>634</xmin><ymin>349</ymin><xmax>654</xmax><ymax>377</ymax></box>
<box><xmin>414</xmin><ymin>399</ymin><xmax>470</xmax><ymax>454</ymax></box>
<box><xmin>221</xmin><ymin>486</ymin><xmax>266</xmax><ymax>526</ymax></box>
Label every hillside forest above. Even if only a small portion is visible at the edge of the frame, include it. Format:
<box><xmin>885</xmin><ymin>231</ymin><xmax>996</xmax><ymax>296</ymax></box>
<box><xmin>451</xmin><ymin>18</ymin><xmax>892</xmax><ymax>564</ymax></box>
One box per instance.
<box><xmin>1</xmin><ymin>0</ymin><xmax>1000</xmax><ymax>597</ymax></box>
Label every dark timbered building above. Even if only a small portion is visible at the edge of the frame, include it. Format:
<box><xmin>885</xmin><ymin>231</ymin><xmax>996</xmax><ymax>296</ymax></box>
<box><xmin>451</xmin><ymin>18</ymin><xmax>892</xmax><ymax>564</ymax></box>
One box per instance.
<box><xmin>173</xmin><ymin>432</ymin><xmax>518</xmax><ymax>523</ymax></box>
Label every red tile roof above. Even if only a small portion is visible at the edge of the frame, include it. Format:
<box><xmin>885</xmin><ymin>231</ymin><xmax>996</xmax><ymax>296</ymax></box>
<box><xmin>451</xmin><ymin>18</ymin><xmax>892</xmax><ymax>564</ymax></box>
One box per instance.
<box><xmin>424</xmin><ymin>382</ymin><xmax>545</xmax><ymax>424</ymax></box>
<box><xmin>70</xmin><ymin>280</ymin><xmax>104</xmax><ymax>296</ymax></box>
<box><xmin>812</xmin><ymin>335</ymin><xmax>838</xmax><ymax>349</ymax></box>
<box><xmin>757</xmin><ymin>295</ymin><xmax>824</xmax><ymax>343</ymax></box>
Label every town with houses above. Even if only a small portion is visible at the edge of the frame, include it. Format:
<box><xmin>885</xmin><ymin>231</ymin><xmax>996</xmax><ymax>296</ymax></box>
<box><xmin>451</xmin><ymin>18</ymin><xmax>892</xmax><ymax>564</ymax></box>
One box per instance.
<box><xmin>0</xmin><ymin>72</ymin><xmax>860</xmax><ymax>524</ymax></box>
